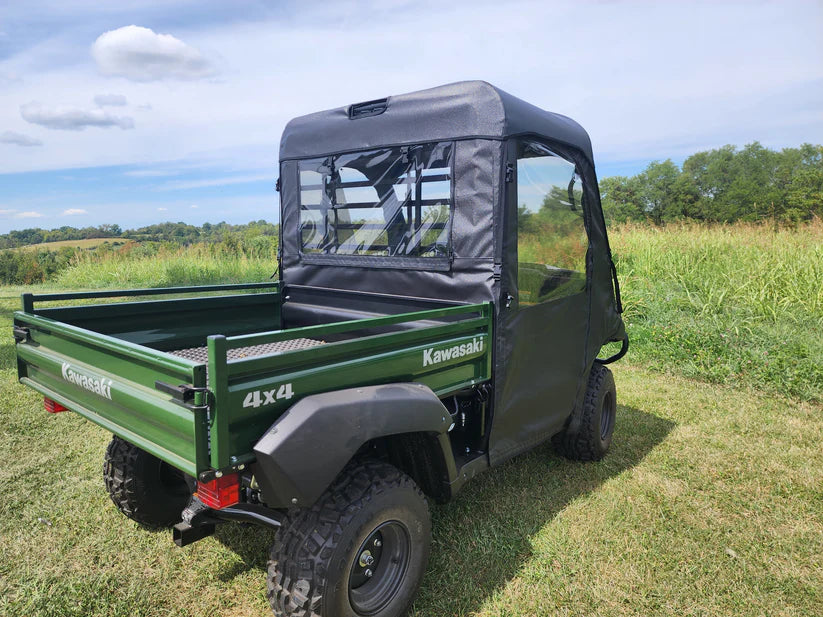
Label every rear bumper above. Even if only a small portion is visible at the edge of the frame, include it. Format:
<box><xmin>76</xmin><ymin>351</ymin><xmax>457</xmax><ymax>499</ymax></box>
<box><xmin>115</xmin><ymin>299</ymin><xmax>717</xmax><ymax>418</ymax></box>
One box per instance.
<box><xmin>173</xmin><ymin>499</ymin><xmax>285</xmax><ymax>547</ymax></box>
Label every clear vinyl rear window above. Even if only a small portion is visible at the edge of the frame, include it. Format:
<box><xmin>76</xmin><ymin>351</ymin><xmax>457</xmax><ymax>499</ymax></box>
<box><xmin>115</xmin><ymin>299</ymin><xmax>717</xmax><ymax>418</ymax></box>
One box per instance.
<box><xmin>298</xmin><ymin>142</ymin><xmax>452</xmax><ymax>258</ymax></box>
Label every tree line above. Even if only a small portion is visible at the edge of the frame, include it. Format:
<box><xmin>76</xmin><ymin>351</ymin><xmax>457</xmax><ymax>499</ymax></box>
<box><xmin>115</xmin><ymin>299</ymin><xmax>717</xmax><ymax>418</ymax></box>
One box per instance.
<box><xmin>0</xmin><ymin>220</ymin><xmax>278</xmax><ymax>249</ymax></box>
<box><xmin>599</xmin><ymin>142</ymin><xmax>822</xmax><ymax>224</ymax></box>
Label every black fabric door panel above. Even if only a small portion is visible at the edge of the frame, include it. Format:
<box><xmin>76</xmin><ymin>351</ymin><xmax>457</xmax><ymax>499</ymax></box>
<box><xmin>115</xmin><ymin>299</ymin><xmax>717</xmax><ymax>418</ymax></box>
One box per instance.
<box><xmin>489</xmin><ymin>291</ymin><xmax>588</xmax><ymax>462</ymax></box>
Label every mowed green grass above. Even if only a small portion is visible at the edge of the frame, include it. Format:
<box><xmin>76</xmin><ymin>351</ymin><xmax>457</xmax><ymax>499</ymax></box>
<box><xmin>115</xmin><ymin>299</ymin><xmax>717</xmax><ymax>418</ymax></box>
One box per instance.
<box><xmin>0</xmin><ymin>347</ymin><xmax>819</xmax><ymax>616</ymax></box>
<box><xmin>1</xmin><ymin>222</ymin><xmax>822</xmax><ymax>616</ymax></box>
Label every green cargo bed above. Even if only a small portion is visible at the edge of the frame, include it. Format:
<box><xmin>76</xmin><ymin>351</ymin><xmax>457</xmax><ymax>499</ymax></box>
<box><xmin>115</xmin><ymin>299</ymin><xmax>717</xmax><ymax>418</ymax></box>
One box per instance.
<box><xmin>15</xmin><ymin>283</ymin><xmax>492</xmax><ymax>478</ymax></box>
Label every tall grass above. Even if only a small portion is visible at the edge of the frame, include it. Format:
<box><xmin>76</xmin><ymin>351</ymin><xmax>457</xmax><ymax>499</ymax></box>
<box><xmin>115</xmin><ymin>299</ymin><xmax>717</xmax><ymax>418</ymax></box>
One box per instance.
<box><xmin>55</xmin><ymin>242</ymin><xmax>276</xmax><ymax>289</ymax></box>
<box><xmin>50</xmin><ymin>221</ymin><xmax>823</xmax><ymax>400</ymax></box>
<box><xmin>609</xmin><ymin>219</ymin><xmax>823</xmax><ymax>400</ymax></box>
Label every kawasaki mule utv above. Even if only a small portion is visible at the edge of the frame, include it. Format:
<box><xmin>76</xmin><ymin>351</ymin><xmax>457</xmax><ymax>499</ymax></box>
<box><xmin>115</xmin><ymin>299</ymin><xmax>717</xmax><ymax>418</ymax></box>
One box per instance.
<box><xmin>14</xmin><ymin>80</ymin><xmax>627</xmax><ymax>617</ymax></box>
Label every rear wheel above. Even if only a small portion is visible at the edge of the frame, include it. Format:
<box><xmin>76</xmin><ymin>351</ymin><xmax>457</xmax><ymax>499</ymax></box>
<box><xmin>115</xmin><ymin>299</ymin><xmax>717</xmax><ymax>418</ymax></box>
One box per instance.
<box><xmin>554</xmin><ymin>363</ymin><xmax>617</xmax><ymax>461</ymax></box>
<box><xmin>267</xmin><ymin>460</ymin><xmax>430</xmax><ymax>617</ymax></box>
<box><xmin>103</xmin><ymin>435</ymin><xmax>191</xmax><ymax>528</ymax></box>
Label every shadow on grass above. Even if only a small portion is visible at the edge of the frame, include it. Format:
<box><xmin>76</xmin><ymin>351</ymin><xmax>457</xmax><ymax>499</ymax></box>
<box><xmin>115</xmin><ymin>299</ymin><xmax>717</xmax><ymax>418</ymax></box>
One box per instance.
<box><xmin>413</xmin><ymin>404</ymin><xmax>674</xmax><ymax>615</ymax></box>
<box><xmin>210</xmin><ymin>405</ymin><xmax>673</xmax><ymax>614</ymax></box>
<box><xmin>212</xmin><ymin>524</ymin><xmax>277</xmax><ymax>582</ymax></box>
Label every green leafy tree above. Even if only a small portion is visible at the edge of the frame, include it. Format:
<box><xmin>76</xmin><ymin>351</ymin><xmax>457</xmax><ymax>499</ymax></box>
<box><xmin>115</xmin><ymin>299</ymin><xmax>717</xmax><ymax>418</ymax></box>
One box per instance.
<box><xmin>600</xmin><ymin>176</ymin><xmax>643</xmax><ymax>222</ymax></box>
<box><xmin>636</xmin><ymin>160</ymin><xmax>682</xmax><ymax>224</ymax></box>
<box><xmin>599</xmin><ymin>142</ymin><xmax>823</xmax><ymax>225</ymax></box>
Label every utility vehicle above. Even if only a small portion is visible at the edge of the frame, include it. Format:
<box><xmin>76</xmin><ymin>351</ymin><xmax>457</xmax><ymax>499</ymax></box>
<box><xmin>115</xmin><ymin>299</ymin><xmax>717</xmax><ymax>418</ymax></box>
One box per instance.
<box><xmin>14</xmin><ymin>81</ymin><xmax>627</xmax><ymax>617</ymax></box>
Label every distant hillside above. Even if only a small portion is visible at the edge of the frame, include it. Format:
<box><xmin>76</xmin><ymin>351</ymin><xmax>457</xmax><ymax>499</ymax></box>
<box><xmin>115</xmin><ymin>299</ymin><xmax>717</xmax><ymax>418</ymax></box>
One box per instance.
<box><xmin>0</xmin><ymin>220</ymin><xmax>279</xmax><ymax>285</ymax></box>
<box><xmin>16</xmin><ymin>238</ymin><xmax>133</xmax><ymax>251</ymax></box>
<box><xmin>0</xmin><ymin>220</ymin><xmax>278</xmax><ymax>249</ymax></box>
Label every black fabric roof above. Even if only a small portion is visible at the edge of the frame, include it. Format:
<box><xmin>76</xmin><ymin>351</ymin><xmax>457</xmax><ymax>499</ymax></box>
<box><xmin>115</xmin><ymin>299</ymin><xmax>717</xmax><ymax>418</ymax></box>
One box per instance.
<box><xmin>279</xmin><ymin>81</ymin><xmax>594</xmax><ymax>163</ymax></box>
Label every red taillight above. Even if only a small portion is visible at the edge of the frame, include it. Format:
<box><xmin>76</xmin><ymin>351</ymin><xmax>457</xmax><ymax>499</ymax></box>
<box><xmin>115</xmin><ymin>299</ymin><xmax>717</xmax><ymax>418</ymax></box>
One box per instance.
<box><xmin>196</xmin><ymin>473</ymin><xmax>241</xmax><ymax>509</ymax></box>
<box><xmin>44</xmin><ymin>397</ymin><xmax>68</xmax><ymax>413</ymax></box>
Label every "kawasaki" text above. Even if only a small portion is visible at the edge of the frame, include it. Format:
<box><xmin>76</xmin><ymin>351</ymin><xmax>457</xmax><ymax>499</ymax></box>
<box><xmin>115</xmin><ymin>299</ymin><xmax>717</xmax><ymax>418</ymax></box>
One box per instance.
<box><xmin>61</xmin><ymin>363</ymin><xmax>113</xmax><ymax>399</ymax></box>
<box><xmin>423</xmin><ymin>337</ymin><xmax>483</xmax><ymax>367</ymax></box>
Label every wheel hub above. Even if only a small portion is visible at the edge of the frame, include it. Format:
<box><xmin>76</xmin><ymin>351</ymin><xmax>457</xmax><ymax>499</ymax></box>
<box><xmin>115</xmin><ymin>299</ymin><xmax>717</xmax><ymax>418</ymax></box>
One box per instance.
<box><xmin>348</xmin><ymin>521</ymin><xmax>411</xmax><ymax>615</ymax></box>
<box><xmin>350</xmin><ymin>531</ymin><xmax>384</xmax><ymax>588</ymax></box>
<box><xmin>600</xmin><ymin>391</ymin><xmax>616</xmax><ymax>441</ymax></box>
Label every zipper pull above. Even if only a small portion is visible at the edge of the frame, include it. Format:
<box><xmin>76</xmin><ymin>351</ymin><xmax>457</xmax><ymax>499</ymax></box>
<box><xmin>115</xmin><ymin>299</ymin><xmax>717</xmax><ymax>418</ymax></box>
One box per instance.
<box><xmin>505</xmin><ymin>163</ymin><xmax>514</xmax><ymax>183</ymax></box>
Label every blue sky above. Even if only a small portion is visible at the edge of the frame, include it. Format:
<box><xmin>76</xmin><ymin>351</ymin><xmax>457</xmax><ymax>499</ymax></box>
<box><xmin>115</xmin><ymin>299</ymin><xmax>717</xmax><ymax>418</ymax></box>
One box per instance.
<box><xmin>1</xmin><ymin>0</ymin><xmax>821</xmax><ymax>233</ymax></box>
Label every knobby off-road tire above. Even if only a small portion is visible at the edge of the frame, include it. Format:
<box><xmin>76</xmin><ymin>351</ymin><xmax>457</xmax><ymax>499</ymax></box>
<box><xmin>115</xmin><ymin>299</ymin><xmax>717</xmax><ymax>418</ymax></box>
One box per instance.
<box><xmin>267</xmin><ymin>460</ymin><xmax>431</xmax><ymax>617</ymax></box>
<box><xmin>103</xmin><ymin>435</ymin><xmax>191</xmax><ymax>528</ymax></box>
<box><xmin>554</xmin><ymin>363</ymin><xmax>617</xmax><ymax>461</ymax></box>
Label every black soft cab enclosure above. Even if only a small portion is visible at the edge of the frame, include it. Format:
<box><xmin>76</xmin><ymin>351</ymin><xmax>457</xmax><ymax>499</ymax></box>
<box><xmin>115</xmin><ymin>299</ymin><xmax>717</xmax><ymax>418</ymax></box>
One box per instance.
<box><xmin>278</xmin><ymin>80</ymin><xmax>627</xmax><ymax>465</ymax></box>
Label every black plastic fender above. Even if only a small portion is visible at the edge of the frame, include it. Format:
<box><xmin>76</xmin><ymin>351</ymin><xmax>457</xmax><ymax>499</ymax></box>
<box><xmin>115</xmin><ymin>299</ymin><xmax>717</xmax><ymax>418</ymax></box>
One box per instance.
<box><xmin>252</xmin><ymin>383</ymin><xmax>455</xmax><ymax>508</ymax></box>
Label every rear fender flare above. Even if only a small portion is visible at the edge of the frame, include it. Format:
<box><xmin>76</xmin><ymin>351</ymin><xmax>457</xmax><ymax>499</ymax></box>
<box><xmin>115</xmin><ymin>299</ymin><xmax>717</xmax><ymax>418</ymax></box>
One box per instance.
<box><xmin>252</xmin><ymin>383</ymin><xmax>455</xmax><ymax>508</ymax></box>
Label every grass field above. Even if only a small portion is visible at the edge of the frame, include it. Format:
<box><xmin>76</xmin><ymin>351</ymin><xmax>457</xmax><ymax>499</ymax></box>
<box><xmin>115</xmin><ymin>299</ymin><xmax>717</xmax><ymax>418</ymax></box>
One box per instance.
<box><xmin>1</xmin><ymin>222</ymin><xmax>821</xmax><ymax>616</ymax></box>
<box><xmin>54</xmin><ymin>242</ymin><xmax>276</xmax><ymax>288</ymax></box>
<box><xmin>609</xmin><ymin>221</ymin><xmax>823</xmax><ymax>401</ymax></box>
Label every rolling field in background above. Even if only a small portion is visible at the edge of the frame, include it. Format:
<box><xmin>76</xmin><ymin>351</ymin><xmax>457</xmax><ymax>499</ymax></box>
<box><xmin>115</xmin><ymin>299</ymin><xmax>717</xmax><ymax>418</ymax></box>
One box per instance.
<box><xmin>16</xmin><ymin>238</ymin><xmax>132</xmax><ymax>251</ymax></box>
<box><xmin>1</xmin><ymin>221</ymin><xmax>821</xmax><ymax>616</ymax></box>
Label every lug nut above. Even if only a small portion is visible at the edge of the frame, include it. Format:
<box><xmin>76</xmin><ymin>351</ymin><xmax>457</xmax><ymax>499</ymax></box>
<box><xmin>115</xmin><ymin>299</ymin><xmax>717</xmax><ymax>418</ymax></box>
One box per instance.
<box><xmin>364</xmin><ymin>568</ymin><xmax>373</xmax><ymax>578</ymax></box>
<box><xmin>373</xmin><ymin>538</ymin><xmax>382</xmax><ymax>547</ymax></box>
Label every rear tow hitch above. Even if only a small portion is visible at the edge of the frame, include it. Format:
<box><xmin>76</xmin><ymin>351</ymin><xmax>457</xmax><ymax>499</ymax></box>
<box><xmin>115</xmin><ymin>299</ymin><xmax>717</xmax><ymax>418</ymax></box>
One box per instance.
<box><xmin>173</xmin><ymin>498</ymin><xmax>285</xmax><ymax>547</ymax></box>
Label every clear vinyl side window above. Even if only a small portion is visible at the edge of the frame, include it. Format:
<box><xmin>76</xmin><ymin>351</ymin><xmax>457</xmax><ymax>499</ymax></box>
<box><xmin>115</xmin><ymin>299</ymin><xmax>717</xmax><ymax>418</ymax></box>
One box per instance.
<box><xmin>516</xmin><ymin>141</ymin><xmax>588</xmax><ymax>305</ymax></box>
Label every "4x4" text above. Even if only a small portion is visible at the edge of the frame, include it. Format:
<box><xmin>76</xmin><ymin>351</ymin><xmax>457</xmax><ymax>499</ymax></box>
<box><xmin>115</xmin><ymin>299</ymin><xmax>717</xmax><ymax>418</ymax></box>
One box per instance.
<box><xmin>242</xmin><ymin>383</ymin><xmax>295</xmax><ymax>408</ymax></box>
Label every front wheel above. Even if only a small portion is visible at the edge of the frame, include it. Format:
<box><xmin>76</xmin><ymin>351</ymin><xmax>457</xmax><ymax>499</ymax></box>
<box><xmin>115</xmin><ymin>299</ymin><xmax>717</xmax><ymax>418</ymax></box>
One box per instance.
<box><xmin>267</xmin><ymin>460</ymin><xmax>430</xmax><ymax>617</ymax></box>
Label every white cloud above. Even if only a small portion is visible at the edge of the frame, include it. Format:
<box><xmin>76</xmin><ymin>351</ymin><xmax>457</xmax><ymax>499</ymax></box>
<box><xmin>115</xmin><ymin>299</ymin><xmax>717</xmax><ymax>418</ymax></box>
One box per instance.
<box><xmin>0</xmin><ymin>209</ymin><xmax>17</xmax><ymax>215</ymax></box>
<box><xmin>0</xmin><ymin>71</ymin><xmax>23</xmax><ymax>87</ymax></box>
<box><xmin>94</xmin><ymin>94</ymin><xmax>128</xmax><ymax>107</ymax></box>
<box><xmin>62</xmin><ymin>208</ymin><xmax>88</xmax><ymax>215</ymax></box>
<box><xmin>0</xmin><ymin>1</ymin><xmax>820</xmax><ymax>180</ymax></box>
<box><xmin>190</xmin><ymin>204</ymin><xmax>198</xmax><ymax>208</ymax></box>
<box><xmin>159</xmin><ymin>173</ymin><xmax>272</xmax><ymax>190</ymax></box>
<box><xmin>157</xmin><ymin>207</ymin><xmax>168</xmax><ymax>211</ymax></box>
<box><xmin>16</xmin><ymin>211</ymin><xmax>43</xmax><ymax>218</ymax></box>
<box><xmin>0</xmin><ymin>130</ymin><xmax>43</xmax><ymax>147</ymax></box>
<box><xmin>124</xmin><ymin>169</ymin><xmax>177</xmax><ymax>177</ymax></box>
<box><xmin>92</xmin><ymin>25</ymin><xmax>216</xmax><ymax>82</ymax></box>
<box><xmin>21</xmin><ymin>102</ymin><xmax>135</xmax><ymax>131</ymax></box>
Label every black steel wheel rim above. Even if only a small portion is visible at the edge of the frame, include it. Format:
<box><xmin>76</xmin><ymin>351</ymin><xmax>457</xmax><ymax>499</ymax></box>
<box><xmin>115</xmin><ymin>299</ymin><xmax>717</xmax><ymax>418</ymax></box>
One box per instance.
<box><xmin>600</xmin><ymin>390</ymin><xmax>616</xmax><ymax>441</ymax></box>
<box><xmin>348</xmin><ymin>521</ymin><xmax>411</xmax><ymax>615</ymax></box>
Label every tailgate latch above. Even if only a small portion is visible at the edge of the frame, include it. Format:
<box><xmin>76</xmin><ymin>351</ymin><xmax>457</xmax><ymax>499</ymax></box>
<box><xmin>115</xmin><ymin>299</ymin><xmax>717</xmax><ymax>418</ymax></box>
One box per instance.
<box><xmin>12</xmin><ymin>326</ymin><xmax>29</xmax><ymax>343</ymax></box>
<box><xmin>155</xmin><ymin>381</ymin><xmax>209</xmax><ymax>408</ymax></box>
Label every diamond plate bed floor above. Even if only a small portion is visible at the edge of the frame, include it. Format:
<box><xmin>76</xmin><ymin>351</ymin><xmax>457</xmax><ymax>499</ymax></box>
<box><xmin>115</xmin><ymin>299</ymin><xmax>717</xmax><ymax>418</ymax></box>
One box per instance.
<box><xmin>168</xmin><ymin>337</ymin><xmax>324</xmax><ymax>363</ymax></box>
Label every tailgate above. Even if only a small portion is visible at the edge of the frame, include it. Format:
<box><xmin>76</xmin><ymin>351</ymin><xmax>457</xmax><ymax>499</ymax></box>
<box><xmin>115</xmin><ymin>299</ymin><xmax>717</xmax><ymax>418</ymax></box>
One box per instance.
<box><xmin>14</xmin><ymin>312</ymin><xmax>209</xmax><ymax>476</ymax></box>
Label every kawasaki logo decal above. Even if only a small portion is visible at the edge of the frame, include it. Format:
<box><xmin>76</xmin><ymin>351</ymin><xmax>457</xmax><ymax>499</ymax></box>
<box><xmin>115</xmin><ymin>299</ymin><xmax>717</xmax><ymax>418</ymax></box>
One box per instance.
<box><xmin>61</xmin><ymin>363</ymin><xmax>113</xmax><ymax>400</ymax></box>
<box><xmin>423</xmin><ymin>337</ymin><xmax>484</xmax><ymax>368</ymax></box>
